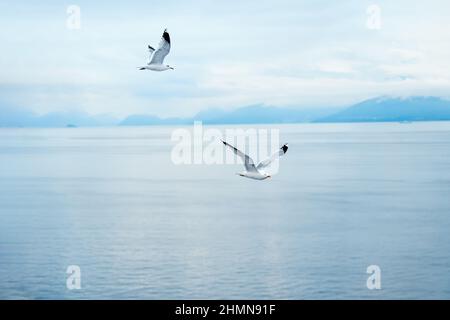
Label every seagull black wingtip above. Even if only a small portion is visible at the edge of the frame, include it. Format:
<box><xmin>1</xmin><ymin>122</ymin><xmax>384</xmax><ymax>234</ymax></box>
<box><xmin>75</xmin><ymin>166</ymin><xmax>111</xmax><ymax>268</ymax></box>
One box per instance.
<box><xmin>162</xmin><ymin>29</ymin><xmax>170</xmax><ymax>44</ymax></box>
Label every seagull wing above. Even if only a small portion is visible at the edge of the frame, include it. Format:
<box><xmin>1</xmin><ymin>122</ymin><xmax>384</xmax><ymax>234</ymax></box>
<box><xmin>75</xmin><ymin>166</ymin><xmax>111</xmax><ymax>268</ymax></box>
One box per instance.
<box><xmin>222</xmin><ymin>140</ymin><xmax>257</xmax><ymax>172</ymax></box>
<box><xmin>147</xmin><ymin>45</ymin><xmax>155</xmax><ymax>64</ymax></box>
<box><xmin>256</xmin><ymin>143</ymin><xmax>288</xmax><ymax>170</ymax></box>
<box><xmin>149</xmin><ymin>29</ymin><xmax>171</xmax><ymax>65</ymax></box>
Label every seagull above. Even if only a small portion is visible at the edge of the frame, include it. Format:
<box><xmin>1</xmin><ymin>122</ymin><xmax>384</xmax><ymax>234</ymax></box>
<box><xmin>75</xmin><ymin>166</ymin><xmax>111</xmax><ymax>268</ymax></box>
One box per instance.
<box><xmin>221</xmin><ymin>140</ymin><xmax>289</xmax><ymax>180</ymax></box>
<box><xmin>139</xmin><ymin>29</ymin><xmax>174</xmax><ymax>71</ymax></box>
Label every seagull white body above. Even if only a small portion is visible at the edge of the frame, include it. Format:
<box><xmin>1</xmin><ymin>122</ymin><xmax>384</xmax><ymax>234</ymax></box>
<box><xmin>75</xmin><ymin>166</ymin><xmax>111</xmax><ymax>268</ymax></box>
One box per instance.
<box><xmin>143</xmin><ymin>64</ymin><xmax>172</xmax><ymax>72</ymax></box>
<box><xmin>139</xmin><ymin>29</ymin><xmax>174</xmax><ymax>72</ymax></box>
<box><xmin>222</xmin><ymin>140</ymin><xmax>289</xmax><ymax>180</ymax></box>
<box><xmin>237</xmin><ymin>171</ymin><xmax>271</xmax><ymax>180</ymax></box>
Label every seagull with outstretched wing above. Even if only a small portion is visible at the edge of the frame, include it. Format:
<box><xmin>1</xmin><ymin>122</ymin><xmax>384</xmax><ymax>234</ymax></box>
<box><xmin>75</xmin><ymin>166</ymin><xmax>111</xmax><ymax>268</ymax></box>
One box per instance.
<box><xmin>139</xmin><ymin>29</ymin><xmax>174</xmax><ymax>71</ymax></box>
<box><xmin>221</xmin><ymin>140</ymin><xmax>288</xmax><ymax>180</ymax></box>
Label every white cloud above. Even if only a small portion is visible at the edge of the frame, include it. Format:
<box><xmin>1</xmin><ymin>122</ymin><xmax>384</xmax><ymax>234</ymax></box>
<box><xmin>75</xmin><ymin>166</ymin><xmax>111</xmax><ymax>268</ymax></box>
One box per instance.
<box><xmin>0</xmin><ymin>0</ymin><xmax>450</xmax><ymax>117</ymax></box>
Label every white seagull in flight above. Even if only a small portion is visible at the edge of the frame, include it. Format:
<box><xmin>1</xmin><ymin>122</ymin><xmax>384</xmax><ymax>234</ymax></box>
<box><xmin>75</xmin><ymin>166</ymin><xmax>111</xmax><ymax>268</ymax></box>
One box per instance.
<box><xmin>222</xmin><ymin>140</ymin><xmax>289</xmax><ymax>180</ymax></box>
<box><xmin>139</xmin><ymin>29</ymin><xmax>174</xmax><ymax>71</ymax></box>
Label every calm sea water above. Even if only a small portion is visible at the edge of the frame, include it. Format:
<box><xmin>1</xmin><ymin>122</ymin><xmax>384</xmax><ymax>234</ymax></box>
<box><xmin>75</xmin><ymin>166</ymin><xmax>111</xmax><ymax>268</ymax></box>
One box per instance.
<box><xmin>1</xmin><ymin>122</ymin><xmax>450</xmax><ymax>299</ymax></box>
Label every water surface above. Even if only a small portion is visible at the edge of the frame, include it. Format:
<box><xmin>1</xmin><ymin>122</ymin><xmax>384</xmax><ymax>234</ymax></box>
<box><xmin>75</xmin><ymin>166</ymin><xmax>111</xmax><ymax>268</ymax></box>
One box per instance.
<box><xmin>1</xmin><ymin>122</ymin><xmax>450</xmax><ymax>299</ymax></box>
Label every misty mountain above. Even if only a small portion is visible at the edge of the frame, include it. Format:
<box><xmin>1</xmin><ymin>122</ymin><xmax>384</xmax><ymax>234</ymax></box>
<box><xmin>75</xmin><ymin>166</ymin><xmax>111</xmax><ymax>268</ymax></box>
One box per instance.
<box><xmin>119</xmin><ymin>105</ymin><xmax>341</xmax><ymax>126</ymax></box>
<box><xmin>316</xmin><ymin>96</ymin><xmax>450</xmax><ymax>123</ymax></box>
<box><xmin>194</xmin><ymin>105</ymin><xmax>341</xmax><ymax>124</ymax></box>
<box><xmin>119</xmin><ymin>114</ymin><xmax>188</xmax><ymax>126</ymax></box>
<box><xmin>3</xmin><ymin>97</ymin><xmax>450</xmax><ymax>127</ymax></box>
<box><xmin>0</xmin><ymin>105</ymin><xmax>118</xmax><ymax>127</ymax></box>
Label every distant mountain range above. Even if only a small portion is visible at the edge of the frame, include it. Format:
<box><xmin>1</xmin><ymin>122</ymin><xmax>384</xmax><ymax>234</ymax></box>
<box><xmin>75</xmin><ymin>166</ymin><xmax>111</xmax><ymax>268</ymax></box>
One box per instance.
<box><xmin>120</xmin><ymin>97</ymin><xmax>450</xmax><ymax>126</ymax></box>
<box><xmin>119</xmin><ymin>105</ymin><xmax>340</xmax><ymax>126</ymax></box>
<box><xmin>315</xmin><ymin>96</ymin><xmax>450</xmax><ymax>123</ymax></box>
<box><xmin>2</xmin><ymin>96</ymin><xmax>450</xmax><ymax>127</ymax></box>
<box><xmin>0</xmin><ymin>106</ymin><xmax>117</xmax><ymax>127</ymax></box>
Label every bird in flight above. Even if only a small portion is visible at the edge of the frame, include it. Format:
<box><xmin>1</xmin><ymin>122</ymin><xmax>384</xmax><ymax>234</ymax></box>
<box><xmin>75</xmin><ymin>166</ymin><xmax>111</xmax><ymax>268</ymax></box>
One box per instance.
<box><xmin>139</xmin><ymin>29</ymin><xmax>174</xmax><ymax>71</ymax></box>
<box><xmin>221</xmin><ymin>140</ymin><xmax>289</xmax><ymax>180</ymax></box>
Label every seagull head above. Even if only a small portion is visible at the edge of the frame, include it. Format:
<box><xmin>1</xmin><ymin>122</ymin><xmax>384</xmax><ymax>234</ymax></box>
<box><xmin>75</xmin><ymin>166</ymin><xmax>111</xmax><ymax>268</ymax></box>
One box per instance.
<box><xmin>167</xmin><ymin>65</ymin><xmax>174</xmax><ymax>70</ymax></box>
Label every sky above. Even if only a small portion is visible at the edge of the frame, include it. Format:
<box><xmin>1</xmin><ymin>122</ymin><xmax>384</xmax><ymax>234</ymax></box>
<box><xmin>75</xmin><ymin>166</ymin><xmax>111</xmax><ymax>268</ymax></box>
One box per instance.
<box><xmin>0</xmin><ymin>0</ymin><xmax>450</xmax><ymax>118</ymax></box>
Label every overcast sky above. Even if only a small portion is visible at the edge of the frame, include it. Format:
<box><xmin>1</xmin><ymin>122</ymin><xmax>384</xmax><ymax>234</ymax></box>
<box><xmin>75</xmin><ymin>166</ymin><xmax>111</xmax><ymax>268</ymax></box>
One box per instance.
<box><xmin>0</xmin><ymin>0</ymin><xmax>449</xmax><ymax>118</ymax></box>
